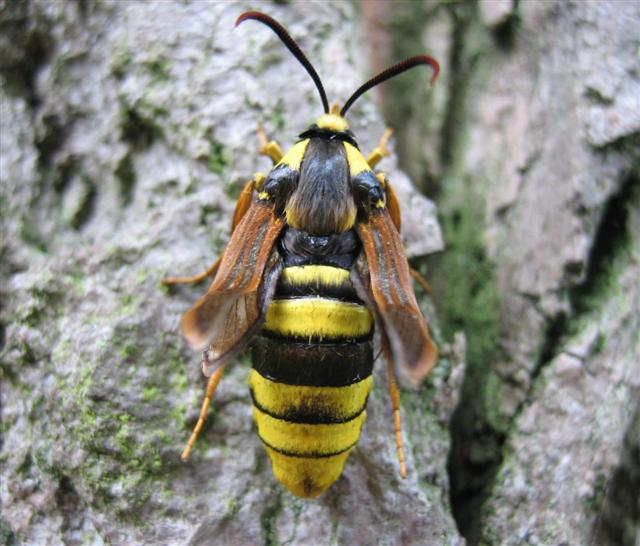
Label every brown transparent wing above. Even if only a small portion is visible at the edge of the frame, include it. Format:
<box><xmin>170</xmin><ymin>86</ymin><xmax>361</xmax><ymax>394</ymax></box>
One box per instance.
<box><xmin>354</xmin><ymin>210</ymin><xmax>437</xmax><ymax>388</ymax></box>
<box><xmin>181</xmin><ymin>200</ymin><xmax>285</xmax><ymax>372</ymax></box>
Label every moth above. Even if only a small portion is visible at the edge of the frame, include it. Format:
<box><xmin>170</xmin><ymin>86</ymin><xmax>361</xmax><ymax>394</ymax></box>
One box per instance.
<box><xmin>164</xmin><ymin>11</ymin><xmax>439</xmax><ymax>498</ymax></box>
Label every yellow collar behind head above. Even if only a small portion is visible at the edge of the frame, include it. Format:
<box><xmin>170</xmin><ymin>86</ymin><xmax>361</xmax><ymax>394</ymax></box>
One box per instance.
<box><xmin>315</xmin><ymin>102</ymin><xmax>348</xmax><ymax>132</ymax></box>
<box><xmin>315</xmin><ymin>113</ymin><xmax>349</xmax><ymax>132</ymax></box>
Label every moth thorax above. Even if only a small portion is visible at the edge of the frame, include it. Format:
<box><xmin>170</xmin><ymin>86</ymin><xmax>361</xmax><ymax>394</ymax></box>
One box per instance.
<box><xmin>285</xmin><ymin>139</ymin><xmax>356</xmax><ymax>235</ymax></box>
<box><xmin>286</xmin><ymin>187</ymin><xmax>356</xmax><ymax>235</ymax></box>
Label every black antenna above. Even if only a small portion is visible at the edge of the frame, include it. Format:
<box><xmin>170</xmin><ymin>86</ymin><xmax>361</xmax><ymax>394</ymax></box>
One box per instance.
<box><xmin>341</xmin><ymin>55</ymin><xmax>440</xmax><ymax>117</ymax></box>
<box><xmin>236</xmin><ymin>12</ymin><xmax>330</xmax><ymax>114</ymax></box>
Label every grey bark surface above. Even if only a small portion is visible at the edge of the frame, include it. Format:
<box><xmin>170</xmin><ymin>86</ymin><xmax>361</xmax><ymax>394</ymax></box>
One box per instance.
<box><xmin>0</xmin><ymin>2</ymin><xmax>457</xmax><ymax>545</ymax></box>
<box><xmin>463</xmin><ymin>3</ymin><xmax>639</xmax><ymax>544</ymax></box>
<box><xmin>380</xmin><ymin>1</ymin><xmax>639</xmax><ymax>545</ymax></box>
<box><xmin>2</xmin><ymin>1</ymin><xmax>639</xmax><ymax>545</ymax></box>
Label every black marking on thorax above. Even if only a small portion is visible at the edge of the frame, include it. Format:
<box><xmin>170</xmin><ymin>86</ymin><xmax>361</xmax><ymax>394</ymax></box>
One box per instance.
<box><xmin>285</xmin><ymin>138</ymin><xmax>354</xmax><ymax>235</ymax></box>
<box><xmin>278</xmin><ymin>226</ymin><xmax>360</xmax><ymax>269</ymax></box>
<box><xmin>298</xmin><ymin>126</ymin><xmax>359</xmax><ymax>148</ymax></box>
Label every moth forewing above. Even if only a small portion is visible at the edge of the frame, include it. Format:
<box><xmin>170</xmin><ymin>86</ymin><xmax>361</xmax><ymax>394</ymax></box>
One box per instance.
<box><xmin>180</xmin><ymin>200</ymin><xmax>284</xmax><ymax>354</ymax></box>
<box><xmin>355</xmin><ymin>209</ymin><xmax>438</xmax><ymax>389</ymax></box>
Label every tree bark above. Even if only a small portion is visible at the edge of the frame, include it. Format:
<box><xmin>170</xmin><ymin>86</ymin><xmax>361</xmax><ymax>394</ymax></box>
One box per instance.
<box><xmin>377</xmin><ymin>1</ymin><xmax>640</xmax><ymax>544</ymax></box>
<box><xmin>0</xmin><ymin>2</ymin><xmax>456</xmax><ymax>545</ymax></box>
<box><xmin>2</xmin><ymin>1</ymin><xmax>639</xmax><ymax>545</ymax></box>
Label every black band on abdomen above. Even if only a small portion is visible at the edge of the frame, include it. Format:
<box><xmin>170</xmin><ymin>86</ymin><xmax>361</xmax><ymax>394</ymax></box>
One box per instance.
<box><xmin>276</xmin><ymin>279</ymin><xmax>362</xmax><ymax>302</ymax></box>
<box><xmin>251</xmin><ymin>334</ymin><xmax>374</xmax><ymax>387</ymax></box>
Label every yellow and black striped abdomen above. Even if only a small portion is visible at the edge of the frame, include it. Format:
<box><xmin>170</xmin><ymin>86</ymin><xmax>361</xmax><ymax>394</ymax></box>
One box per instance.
<box><xmin>250</xmin><ymin>265</ymin><xmax>374</xmax><ymax>497</ymax></box>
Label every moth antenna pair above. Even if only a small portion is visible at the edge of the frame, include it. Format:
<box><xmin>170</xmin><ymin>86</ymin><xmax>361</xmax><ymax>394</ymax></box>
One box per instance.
<box><xmin>236</xmin><ymin>11</ymin><xmax>439</xmax><ymax>117</ymax></box>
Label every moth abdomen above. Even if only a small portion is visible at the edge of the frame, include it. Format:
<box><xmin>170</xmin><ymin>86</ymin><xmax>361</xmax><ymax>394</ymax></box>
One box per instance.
<box><xmin>250</xmin><ymin>262</ymin><xmax>374</xmax><ymax>497</ymax></box>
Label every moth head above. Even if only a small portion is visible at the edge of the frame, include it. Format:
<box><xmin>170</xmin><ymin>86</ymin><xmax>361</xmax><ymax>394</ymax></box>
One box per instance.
<box><xmin>315</xmin><ymin>107</ymin><xmax>349</xmax><ymax>133</ymax></box>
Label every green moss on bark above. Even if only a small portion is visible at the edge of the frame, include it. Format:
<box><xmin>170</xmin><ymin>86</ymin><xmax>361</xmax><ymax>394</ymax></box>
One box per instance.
<box><xmin>261</xmin><ymin>489</ymin><xmax>283</xmax><ymax>546</ymax></box>
<box><xmin>389</xmin><ymin>3</ymin><xmax>501</xmax><ymax>542</ymax></box>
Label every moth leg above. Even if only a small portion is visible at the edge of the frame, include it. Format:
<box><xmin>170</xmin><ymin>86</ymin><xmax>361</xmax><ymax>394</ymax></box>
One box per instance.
<box><xmin>376</xmin><ymin>173</ymin><xmax>401</xmax><ymax>232</ymax></box>
<box><xmin>162</xmin><ymin>176</ymin><xmax>263</xmax><ymax>286</ymax></box>
<box><xmin>181</xmin><ymin>364</ymin><xmax>226</xmax><ymax>461</ymax></box>
<box><xmin>410</xmin><ymin>267</ymin><xmax>432</xmax><ymax>294</ymax></box>
<box><xmin>386</xmin><ymin>356</ymin><xmax>407</xmax><ymax>478</ymax></box>
<box><xmin>257</xmin><ymin>123</ymin><xmax>284</xmax><ymax>164</ymax></box>
<box><xmin>367</xmin><ymin>128</ymin><xmax>393</xmax><ymax>169</ymax></box>
<box><xmin>162</xmin><ymin>256</ymin><xmax>222</xmax><ymax>286</ymax></box>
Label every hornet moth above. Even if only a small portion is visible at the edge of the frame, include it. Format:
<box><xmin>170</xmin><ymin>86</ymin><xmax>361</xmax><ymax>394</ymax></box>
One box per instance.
<box><xmin>163</xmin><ymin>11</ymin><xmax>439</xmax><ymax>498</ymax></box>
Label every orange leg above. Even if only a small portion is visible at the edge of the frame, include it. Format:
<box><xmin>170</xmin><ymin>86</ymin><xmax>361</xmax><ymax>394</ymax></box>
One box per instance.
<box><xmin>162</xmin><ymin>176</ymin><xmax>262</xmax><ymax>286</ymax></box>
<box><xmin>231</xmin><ymin>177</ymin><xmax>260</xmax><ymax>229</ymax></box>
<box><xmin>181</xmin><ymin>365</ymin><xmax>226</xmax><ymax>461</ymax></box>
<box><xmin>257</xmin><ymin>124</ymin><xmax>284</xmax><ymax>164</ymax></box>
<box><xmin>386</xmin><ymin>357</ymin><xmax>407</xmax><ymax>479</ymax></box>
<box><xmin>410</xmin><ymin>267</ymin><xmax>432</xmax><ymax>294</ymax></box>
<box><xmin>367</xmin><ymin>128</ymin><xmax>393</xmax><ymax>169</ymax></box>
<box><xmin>162</xmin><ymin>256</ymin><xmax>221</xmax><ymax>286</ymax></box>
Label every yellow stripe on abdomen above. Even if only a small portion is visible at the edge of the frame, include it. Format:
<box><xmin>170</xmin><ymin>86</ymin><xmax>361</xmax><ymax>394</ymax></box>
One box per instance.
<box><xmin>280</xmin><ymin>265</ymin><xmax>350</xmax><ymax>287</ymax></box>
<box><xmin>253</xmin><ymin>405</ymin><xmax>366</xmax><ymax>457</ymax></box>
<box><xmin>251</xmin><ymin>372</ymin><xmax>372</xmax><ymax>497</ymax></box>
<box><xmin>249</xmin><ymin>370</ymin><xmax>371</xmax><ymax>422</ymax></box>
<box><xmin>264</xmin><ymin>297</ymin><xmax>373</xmax><ymax>340</ymax></box>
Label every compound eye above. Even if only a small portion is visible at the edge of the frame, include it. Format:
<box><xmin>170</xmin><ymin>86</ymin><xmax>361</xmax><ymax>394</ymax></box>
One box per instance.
<box><xmin>259</xmin><ymin>166</ymin><xmax>298</xmax><ymax>206</ymax></box>
<box><xmin>353</xmin><ymin>171</ymin><xmax>385</xmax><ymax>210</ymax></box>
<box><xmin>368</xmin><ymin>185</ymin><xmax>385</xmax><ymax>209</ymax></box>
<box><xmin>262</xmin><ymin>178</ymin><xmax>280</xmax><ymax>199</ymax></box>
